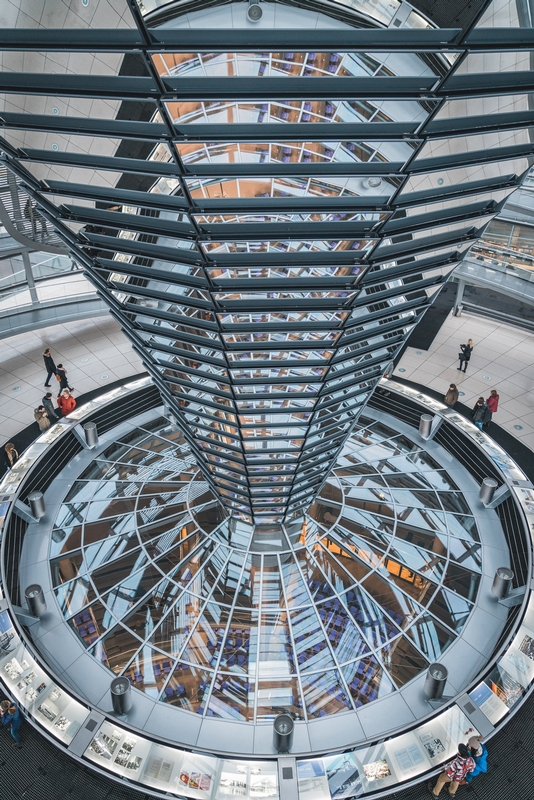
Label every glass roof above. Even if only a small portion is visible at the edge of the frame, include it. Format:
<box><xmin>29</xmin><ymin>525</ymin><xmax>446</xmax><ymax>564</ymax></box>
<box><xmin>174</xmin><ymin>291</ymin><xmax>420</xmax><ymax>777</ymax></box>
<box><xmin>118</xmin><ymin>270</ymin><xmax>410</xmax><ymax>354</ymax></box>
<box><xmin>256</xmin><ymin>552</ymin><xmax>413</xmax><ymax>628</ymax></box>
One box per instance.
<box><xmin>50</xmin><ymin>414</ymin><xmax>481</xmax><ymax>722</ymax></box>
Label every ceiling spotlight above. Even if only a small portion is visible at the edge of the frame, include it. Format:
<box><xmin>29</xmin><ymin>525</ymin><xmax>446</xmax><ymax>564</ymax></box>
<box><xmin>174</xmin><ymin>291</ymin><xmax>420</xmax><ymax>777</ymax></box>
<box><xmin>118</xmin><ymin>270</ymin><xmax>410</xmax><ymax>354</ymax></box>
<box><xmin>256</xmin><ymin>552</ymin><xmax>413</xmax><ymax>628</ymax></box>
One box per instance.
<box><xmin>247</xmin><ymin>1</ymin><xmax>263</xmax><ymax>22</ymax></box>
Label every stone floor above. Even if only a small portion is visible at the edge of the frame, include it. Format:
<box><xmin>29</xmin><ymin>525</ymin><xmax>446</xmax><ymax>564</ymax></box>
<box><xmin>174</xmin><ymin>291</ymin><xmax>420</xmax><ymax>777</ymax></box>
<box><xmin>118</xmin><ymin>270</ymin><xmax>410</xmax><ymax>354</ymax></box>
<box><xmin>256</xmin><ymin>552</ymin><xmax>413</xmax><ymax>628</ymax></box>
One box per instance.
<box><xmin>394</xmin><ymin>310</ymin><xmax>534</xmax><ymax>453</ymax></box>
<box><xmin>1</xmin><ymin>309</ymin><xmax>533</xmax><ymax>452</ymax></box>
<box><xmin>0</xmin><ymin>313</ymin><xmax>143</xmax><ymax>439</ymax></box>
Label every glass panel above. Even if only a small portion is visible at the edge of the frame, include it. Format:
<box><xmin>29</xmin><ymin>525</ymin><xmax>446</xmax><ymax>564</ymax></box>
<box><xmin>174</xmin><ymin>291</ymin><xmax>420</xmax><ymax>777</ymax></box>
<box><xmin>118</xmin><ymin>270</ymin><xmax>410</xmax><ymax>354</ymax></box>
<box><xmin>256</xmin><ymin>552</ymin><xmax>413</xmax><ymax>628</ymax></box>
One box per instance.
<box><xmin>300</xmin><ymin>669</ymin><xmax>352</xmax><ymax>718</ymax></box>
<box><xmin>162</xmin><ymin>662</ymin><xmax>212</xmax><ymax>712</ymax></box>
<box><xmin>208</xmin><ymin>673</ymin><xmax>256</xmax><ymax>720</ymax></box>
<box><xmin>256</xmin><ymin>678</ymin><xmax>303</xmax><ymax>720</ymax></box>
<box><xmin>341</xmin><ymin>654</ymin><xmax>394</xmax><ymax>707</ymax></box>
<box><xmin>379</xmin><ymin>636</ymin><xmax>429</xmax><ymax>687</ymax></box>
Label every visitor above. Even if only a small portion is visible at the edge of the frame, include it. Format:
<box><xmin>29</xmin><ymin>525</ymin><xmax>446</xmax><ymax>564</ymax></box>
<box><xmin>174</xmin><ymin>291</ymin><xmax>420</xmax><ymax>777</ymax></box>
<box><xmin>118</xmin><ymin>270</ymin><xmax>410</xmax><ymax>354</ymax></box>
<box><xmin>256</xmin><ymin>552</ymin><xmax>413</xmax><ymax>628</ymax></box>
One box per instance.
<box><xmin>465</xmin><ymin>735</ymin><xmax>488</xmax><ymax>784</ymax></box>
<box><xmin>0</xmin><ymin>699</ymin><xmax>23</xmax><ymax>748</ymax></box>
<box><xmin>43</xmin><ymin>348</ymin><xmax>56</xmax><ymax>388</ymax></box>
<box><xmin>457</xmin><ymin>339</ymin><xmax>474</xmax><ymax>373</ymax></box>
<box><xmin>429</xmin><ymin>743</ymin><xmax>475</xmax><ymax>797</ymax></box>
<box><xmin>3</xmin><ymin>443</ymin><xmax>18</xmax><ymax>470</ymax></box>
<box><xmin>57</xmin><ymin>389</ymin><xmax>77</xmax><ymax>417</ymax></box>
<box><xmin>24</xmin><ymin>196</ymin><xmax>47</xmax><ymax>240</ymax></box>
<box><xmin>485</xmin><ymin>389</ymin><xmax>499</xmax><ymax>428</ymax></box>
<box><xmin>472</xmin><ymin>397</ymin><xmax>491</xmax><ymax>431</ymax></box>
<box><xmin>34</xmin><ymin>405</ymin><xmax>51</xmax><ymax>431</ymax></box>
<box><xmin>443</xmin><ymin>383</ymin><xmax>459</xmax><ymax>408</ymax></box>
<box><xmin>42</xmin><ymin>392</ymin><xmax>59</xmax><ymax>422</ymax></box>
<box><xmin>55</xmin><ymin>363</ymin><xmax>72</xmax><ymax>392</ymax></box>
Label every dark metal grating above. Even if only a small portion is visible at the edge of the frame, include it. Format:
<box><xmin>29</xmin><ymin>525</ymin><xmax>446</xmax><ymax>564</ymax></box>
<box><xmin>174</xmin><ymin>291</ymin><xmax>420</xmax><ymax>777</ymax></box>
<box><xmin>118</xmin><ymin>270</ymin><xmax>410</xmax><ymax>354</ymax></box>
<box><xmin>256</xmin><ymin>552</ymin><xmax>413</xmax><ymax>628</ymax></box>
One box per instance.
<box><xmin>433</xmin><ymin>423</ymin><xmax>503</xmax><ymax>484</ymax></box>
<box><xmin>85</xmin><ymin>384</ymin><xmax>160</xmax><ymax>435</ymax></box>
<box><xmin>495</xmin><ymin>496</ymin><xmax>530</xmax><ymax>587</ymax></box>
<box><xmin>3</xmin><ymin>510</ymin><xmax>27</xmax><ymax>606</ymax></box>
<box><xmin>19</xmin><ymin>432</ymin><xmax>82</xmax><ymax>503</ymax></box>
<box><xmin>3</xmin><ymin>384</ymin><xmax>160</xmax><ymax>607</ymax></box>
<box><xmin>367</xmin><ymin>389</ymin><xmax>423</xmax><ymax>428</ymax></box>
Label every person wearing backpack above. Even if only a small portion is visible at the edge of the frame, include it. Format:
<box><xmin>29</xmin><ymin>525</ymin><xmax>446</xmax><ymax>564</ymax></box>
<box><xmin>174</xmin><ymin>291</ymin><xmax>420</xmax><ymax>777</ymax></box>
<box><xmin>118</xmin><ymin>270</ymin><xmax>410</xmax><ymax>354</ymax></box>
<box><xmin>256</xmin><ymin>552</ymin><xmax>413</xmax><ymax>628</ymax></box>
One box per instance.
<box><xmin>55</xmin><ymin>363</ymin><xmax>72</xmax><ymax>392</ymax></box>
<box><xmin>465</xmin><ymin>736</ymin><xmax>488</xmax><ymax>784</ymax></box>
<box><xmin>0</xmin><ymin>699</ymin><xmax>23</xmax><ymax>748</ymax></box>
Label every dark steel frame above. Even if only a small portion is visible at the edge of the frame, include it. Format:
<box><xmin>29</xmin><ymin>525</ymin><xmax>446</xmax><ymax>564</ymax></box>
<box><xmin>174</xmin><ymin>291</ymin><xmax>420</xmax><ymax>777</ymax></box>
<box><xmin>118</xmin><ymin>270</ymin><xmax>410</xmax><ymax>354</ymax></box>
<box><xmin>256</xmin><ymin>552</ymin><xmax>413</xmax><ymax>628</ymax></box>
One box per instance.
<box><xmin>0</xmin><ymin>2</ymin><xmax>532</xmax><ymax>519</ymax></box>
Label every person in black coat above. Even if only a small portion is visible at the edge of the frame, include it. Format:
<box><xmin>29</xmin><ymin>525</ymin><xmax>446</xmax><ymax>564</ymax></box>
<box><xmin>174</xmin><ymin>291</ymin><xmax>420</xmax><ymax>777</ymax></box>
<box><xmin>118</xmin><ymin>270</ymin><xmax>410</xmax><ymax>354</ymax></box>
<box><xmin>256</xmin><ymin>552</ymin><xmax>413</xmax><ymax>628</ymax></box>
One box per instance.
<box><xmin>457</xmin><ymin>339</ymin><xmax>474</xmax><ymax>373</ymax></box>
<box><xmin>42</xmin><ymin>392</ymin><xmax>59</xmax><ymax>422</ymax></box>
<box><xmin>43</xmin><ymin>348</ymin><xmax>56</xmax><ymax>388</ymax></box>
<box><xmin>55</xmin><ymin>364</ymin><xmax>72</xmax><ymax>392</ymax></box>
<box><xmin>472</xmin><ymin>397</ymin><xmax>491</xmax><ymax>430</ymax></box>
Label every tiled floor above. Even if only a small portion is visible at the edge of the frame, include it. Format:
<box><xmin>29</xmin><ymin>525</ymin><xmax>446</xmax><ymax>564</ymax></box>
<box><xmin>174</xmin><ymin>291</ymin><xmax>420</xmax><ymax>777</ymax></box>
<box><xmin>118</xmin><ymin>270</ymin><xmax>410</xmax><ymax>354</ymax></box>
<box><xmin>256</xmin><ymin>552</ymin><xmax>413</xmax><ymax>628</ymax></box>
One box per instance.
<box><xmin>1</xmin><ymin>308</ymin><xmax>533</xmax><ymax>453</ymax></box>
<box><xmin>395</xmin><ymin>310</ymin><xmax>534</xmax><ymax>451</ymax></box>
<box><xmin>0</xmin><ymin>313</ymin><xmax>143</xmax><ymax>439</ymax></box>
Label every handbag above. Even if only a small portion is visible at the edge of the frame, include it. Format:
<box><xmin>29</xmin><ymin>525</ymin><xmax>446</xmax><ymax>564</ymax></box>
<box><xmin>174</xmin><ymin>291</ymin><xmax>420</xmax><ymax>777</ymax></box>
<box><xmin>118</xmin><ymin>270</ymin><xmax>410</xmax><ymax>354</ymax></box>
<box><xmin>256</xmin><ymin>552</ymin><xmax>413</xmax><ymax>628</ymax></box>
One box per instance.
<box><xmin>458</xmin><ymin>353</ymin><xmax>463</xmax><ymax>360</ymax></box>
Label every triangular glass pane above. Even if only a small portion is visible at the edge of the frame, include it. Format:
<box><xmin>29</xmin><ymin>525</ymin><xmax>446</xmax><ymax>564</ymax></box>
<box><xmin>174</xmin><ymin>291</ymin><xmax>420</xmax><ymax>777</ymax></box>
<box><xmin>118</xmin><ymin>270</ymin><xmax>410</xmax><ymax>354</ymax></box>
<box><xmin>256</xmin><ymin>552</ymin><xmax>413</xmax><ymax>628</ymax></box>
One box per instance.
<box><xmin>428</xmin><ymin>587</ymin><xmax>473</xmax><ymax>634</ymax></box>
<box><xmin>448</xmin><ymin>538</ymin><xmax>482</xmax><ymax>572</ymax></box>
<box><xmin>379</xmin><ymin>636</ymin><xmax>429</xmax><ymax>688</ymax></box>
<box><xmin>281</xmin><ymin>555</ymin><xmax>312</xmax><ymax>608</ymax></box>
<box><xmin>290</xmin><ymin>606</ymin><xmax>337</xmax><ymax>673</ymax></box>
<box><xmin>443</xmin><ymin>562</ymin><xmax>480</xmax><ymax>601</ymax></box>
<box><xmin>68</xmin><ymin>599</ymin><xmax>115</xmax><ymax>647</ymax></box>
<box><xmin>258</xmin><ymin>611</ymin><xmax>295</xmax><ymax>678</ymax></box>
<box><xmin>123</xmin><ymin>643</ymin><xmax>170</xmax><ymax>699</ymax></box>
<box><xmin>149</xmin><ymin>592</ymin><xmax>204</xmax><ymax>659</ymax></box>
<box><xmin>446</xmin><ymin>514</ymin><xmax>479</xmax><ymax>541</ymax></box>
<box><xmin>403</xmin><ymin>614</ymin><xmax>456</xmax><ymax>661</ymax></box>
<box><xmin>342</xmin><ymin>654</ymin><xmax>394</xmax><ymax>707</ymax></box>
<box><xmin>161</xmin><ymin>662</ymin><xmax>212</xmax><ymax>713</ymax></box>
<box><xmin>91</xmin><ymin>625</ymin><xmax>143</xmax><ymax>674</ymax></box>
<box><xmin>209</xmin><ymin>673</ymin><xmax>256</xmax><ymax>721</ymax></box>
<box><xmin>300</xmin><ymin>669</ymin><xmax>352</xmax><ymax>718</ymax></box>
<box><xmin>49</xmin><ymin>525</ymin><xmax>82</xmax><ymax>559</ymax></box>
<box><xmin>54</xmin><ymin>576</ymin><xmax>95</xmax><ymax>617</ymax></box>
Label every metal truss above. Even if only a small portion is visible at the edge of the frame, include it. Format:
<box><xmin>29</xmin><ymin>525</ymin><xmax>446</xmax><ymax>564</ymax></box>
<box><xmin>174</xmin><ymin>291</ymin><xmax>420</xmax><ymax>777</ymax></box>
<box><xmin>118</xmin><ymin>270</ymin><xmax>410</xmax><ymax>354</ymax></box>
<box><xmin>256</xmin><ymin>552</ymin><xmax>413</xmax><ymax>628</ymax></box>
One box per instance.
<box><xmin>0</xmin><ymin>0</ymin><xmax>532</xmax><ymax>521</ymax></box>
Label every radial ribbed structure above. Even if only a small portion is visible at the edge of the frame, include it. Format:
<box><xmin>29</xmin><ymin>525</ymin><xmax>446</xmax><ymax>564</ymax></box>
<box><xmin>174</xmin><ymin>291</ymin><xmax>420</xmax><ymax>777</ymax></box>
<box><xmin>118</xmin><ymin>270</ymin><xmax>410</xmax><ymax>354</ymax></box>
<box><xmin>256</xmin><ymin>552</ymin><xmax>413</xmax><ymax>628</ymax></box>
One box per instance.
<box><xmin>0</xmin><ymin>0</ymin><xmax>532</xmax><ymax>520</ymax></box>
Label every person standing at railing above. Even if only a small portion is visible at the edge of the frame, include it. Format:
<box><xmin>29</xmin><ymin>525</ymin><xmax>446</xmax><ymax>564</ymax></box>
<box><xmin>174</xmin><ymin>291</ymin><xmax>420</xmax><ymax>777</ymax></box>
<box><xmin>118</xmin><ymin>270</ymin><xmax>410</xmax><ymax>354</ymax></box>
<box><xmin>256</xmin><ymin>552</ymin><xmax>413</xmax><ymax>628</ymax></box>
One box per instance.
<box><xmin>485</xmin><ymin>389</ymin><xmax>500</xmax><ymax>429</ymax></box>
<box><xmin>23</xmin><ymin>196</ymin><xmax>47</xmax><ymax>241</ymax></box>
<box><xmin>34</xmin><ymin>405</ymin><xmax>51</xmax><ymax>432</ymax></box>
<box><xmin>0</xmin><ymin>699</ymin><xmax>23</xmax><ymax>748</ymax></box>
<box><xmin>3</xmin><ymin>443</ymin><xmax>18</xmax><ymax>470</ymax></box>
<box><xmin>472</xmin><ymin>397</ymin><xmax>491</xmax><ymax>430</ymax></box>
<box><xmin>57</xmin><ymin>389</ymin><xmax>77</xmax><ymax>417</ymax></box>
<box><xmin>42</xmin><ymin>392</ymin><xmax>59</xmax><ymax>422</ymax></box>
<box><xmin>444</xmin><ymin>383</ymin><xmax>459</xmax><ymax>408</ymax></box>
<box><xmin>43</xmin><ymin>348</ymin><xmax>56</xmax><ymax>388</ymax></box>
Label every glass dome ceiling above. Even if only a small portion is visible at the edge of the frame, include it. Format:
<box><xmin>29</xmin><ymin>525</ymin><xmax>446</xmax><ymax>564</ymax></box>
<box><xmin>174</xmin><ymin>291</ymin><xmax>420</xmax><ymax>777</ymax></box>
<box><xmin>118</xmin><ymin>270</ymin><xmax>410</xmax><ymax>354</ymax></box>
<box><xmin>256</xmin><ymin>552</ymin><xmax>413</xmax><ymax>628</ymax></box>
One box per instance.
<box><xmin>50</xmin><ymin>414</ymin><xmax>482</xmax><ymax>723</ymax></box>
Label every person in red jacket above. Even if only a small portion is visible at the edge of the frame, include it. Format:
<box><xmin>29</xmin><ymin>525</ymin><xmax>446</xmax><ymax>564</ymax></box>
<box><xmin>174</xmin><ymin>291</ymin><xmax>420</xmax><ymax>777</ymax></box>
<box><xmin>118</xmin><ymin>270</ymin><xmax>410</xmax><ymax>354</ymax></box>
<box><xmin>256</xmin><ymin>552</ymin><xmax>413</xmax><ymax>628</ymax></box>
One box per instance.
<box><xmin>57</xmin><ymin>389</ymin><xmax>77</xmax><ymax>417</ymax></box>
<box><xmin>486</xmin><ymin>389</ymin><xmax>499</xmax><ymax>413</ymax></box>
<box><xmin>485</xmin><ymin>389</ymin><xmax>499</xmax><ymax>429</ymax></box>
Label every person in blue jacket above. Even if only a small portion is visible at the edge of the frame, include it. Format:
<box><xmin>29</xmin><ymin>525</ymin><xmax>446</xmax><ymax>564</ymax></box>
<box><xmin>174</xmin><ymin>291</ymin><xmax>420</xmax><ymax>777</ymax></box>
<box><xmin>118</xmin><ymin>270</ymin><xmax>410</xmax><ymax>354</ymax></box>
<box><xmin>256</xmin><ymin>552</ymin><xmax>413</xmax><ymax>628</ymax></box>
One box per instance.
<box><xmin>0</xmin><ymin>699</ymin><xmax>23</xmax><ymax>748</ymax></box>
<box><xmin>465</xmin><ymin>735</ymin><xmax>488</xmax><ymax>783</ymax></box>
